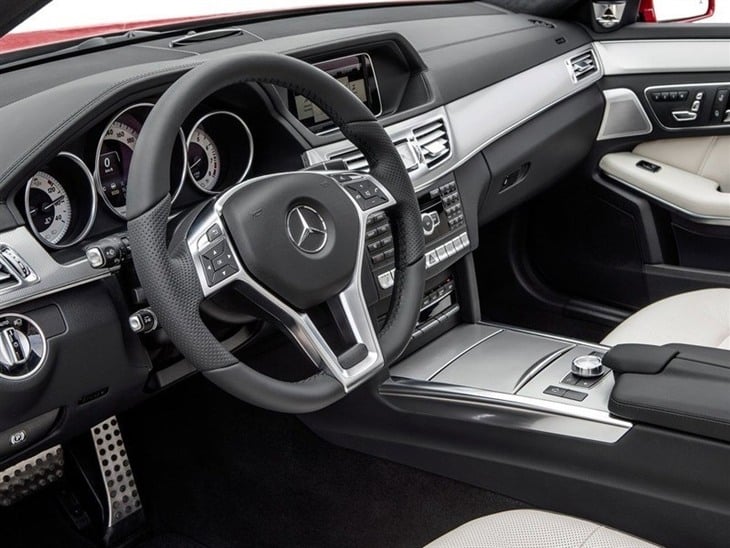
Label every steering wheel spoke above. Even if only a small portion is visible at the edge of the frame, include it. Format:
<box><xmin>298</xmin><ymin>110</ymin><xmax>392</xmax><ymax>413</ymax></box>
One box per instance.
<box><xmin>185</xmin><ymin>172</ymin><xmax>395</xmax><ymax>391</ymax></box>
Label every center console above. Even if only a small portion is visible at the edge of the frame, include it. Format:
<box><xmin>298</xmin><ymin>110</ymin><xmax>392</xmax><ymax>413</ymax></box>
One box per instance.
<box><xmin>384</xmin><ymin>323</ymin><xmax>630</xmax><ymax>443</ymax></box>
<box><xmin>366</xmin><ymin>174</ymin><xmax>471</xmax><ymax>348</ymax></box>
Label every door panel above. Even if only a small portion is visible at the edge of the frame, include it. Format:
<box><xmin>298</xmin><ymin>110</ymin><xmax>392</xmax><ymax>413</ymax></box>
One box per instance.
<box><xmin>521</xmin><ymin>27</ymin><xmax>730</xmax><ymax>318</ymax></box>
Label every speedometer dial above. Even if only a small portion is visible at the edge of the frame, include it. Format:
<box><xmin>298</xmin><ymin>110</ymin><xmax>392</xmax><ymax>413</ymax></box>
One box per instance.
<box><xmin>95</xmin><ymin>103</ymin><xmax>187</xmax><ymax>219</ymax></box>
<box><xmin>188</xmin><ymin>126</ymin><xmax>220</xmax><ymax>191</ymax></box>
<box><xmin>24</xmin><ymin>152</ymin><xmax>97</xmax><ymax>249</ymax></box>
<box><xmin>27</xmin><ymin>172</ymin><xmax>72</xmax><ymax>245</ymax></box>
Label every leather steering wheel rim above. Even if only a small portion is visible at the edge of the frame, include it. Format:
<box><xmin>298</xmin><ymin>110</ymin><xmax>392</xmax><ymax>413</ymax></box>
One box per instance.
<box><xmin>127</xmin><ymin>52</ymin><xmax>425</xmax><ymax>413</ymax></box>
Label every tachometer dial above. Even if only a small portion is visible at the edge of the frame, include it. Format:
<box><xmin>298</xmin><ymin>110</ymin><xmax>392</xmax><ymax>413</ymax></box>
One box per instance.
<box><xmin>26</xmin><ymin>172</ymin><xmax>72</xmax><ymax>245</ymax></box>
<box><xmin>95</xmin><ymin>103</ymin><xmax>187</xmax><ymax>219</ymax></box>
<box><xmin>24</xmin><ymin>152</ymin><xmax>97</xmax><ymax>249</ymax></box>
<box><xmin>187</xmin><ymin>127</ymin><xmax>220</xmax><ymax>192</ymax></box>
<box><xmin>186</xmin><ymin>111</ymin><xmax>253</xmax><ymax>194</ymax></box>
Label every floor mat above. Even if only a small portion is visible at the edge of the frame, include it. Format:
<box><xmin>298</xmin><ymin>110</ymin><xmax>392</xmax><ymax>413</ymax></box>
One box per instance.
<box><xmin>123</xmin><ymin>376</ymin><xmax>527</xmax><ymax>548</ymax></box>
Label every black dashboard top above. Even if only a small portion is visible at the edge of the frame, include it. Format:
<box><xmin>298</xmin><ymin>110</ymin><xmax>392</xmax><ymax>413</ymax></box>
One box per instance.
<box><xmin>0</xmin><ymin>1</ymin><xmax>590</xmax><ymax>247</ymax></box>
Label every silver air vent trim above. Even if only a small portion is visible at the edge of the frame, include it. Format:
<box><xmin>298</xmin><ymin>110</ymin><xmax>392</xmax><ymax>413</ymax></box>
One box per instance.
<box><xmin>304</xmin><ymin>45</ymin><xmax>602</xmax><ymax>193</ymax></box>
<box><xmin>0</xmin><ymin>227</ymin><xmax>113</xmax><ymax>309</ymax></box>
<box><xmin>567</xmin><ymin>50</ymin><xmax>599</xmax><ymax>83</ymax></box>
<box><xmin>315</xmin><ymin>113</ymin><xmax>453</xmax><ymax>179</ymax></box>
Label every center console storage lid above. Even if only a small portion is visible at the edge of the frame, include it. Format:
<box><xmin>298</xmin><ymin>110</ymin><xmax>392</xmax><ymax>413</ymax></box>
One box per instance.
<box><xmin>606</xmin><ymin>343</ymin><xmax>730</xmax><ymax>443</ymax></box>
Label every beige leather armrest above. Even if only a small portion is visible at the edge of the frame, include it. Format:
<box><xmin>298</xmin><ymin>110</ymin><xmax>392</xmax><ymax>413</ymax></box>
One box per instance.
<box><xmin>599</xmin><ymin>151</ymin><xmax>730</xmax><ymax>220</ymax></box>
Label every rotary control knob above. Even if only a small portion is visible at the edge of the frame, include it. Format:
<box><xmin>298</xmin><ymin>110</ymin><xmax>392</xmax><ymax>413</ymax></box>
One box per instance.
<box><xmin>571</xmin><ymin>355</ymin><xmax>604</xmax><ymax>378</ymax></box>
<box><xmin>0</xmin><ymin>314</ymin><xmax>46</xmax><ymax>379</ymax></box>
<box><xmin>421</xmin><ymin>212</ymin><xmax>440</xmax><ymax>236</ymax></box>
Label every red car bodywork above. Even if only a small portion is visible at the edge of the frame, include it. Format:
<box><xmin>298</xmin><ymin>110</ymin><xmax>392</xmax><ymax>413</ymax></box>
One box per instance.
<box><xmin>0</xmin><ymin>15</ymin><xmax>239</xmax><ymax>53</ymax></box>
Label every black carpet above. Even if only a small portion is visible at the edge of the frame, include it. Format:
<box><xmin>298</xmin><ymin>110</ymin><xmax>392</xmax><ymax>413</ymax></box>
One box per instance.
<box><xmin>123</xmin><ymin>376</ymin><xmax>527</xmax><ymax>548</ymax></box>
<box><xmin>0</xmin><ymin>489</ymin><xmax>97</xmax><ymax>548</ymax></box>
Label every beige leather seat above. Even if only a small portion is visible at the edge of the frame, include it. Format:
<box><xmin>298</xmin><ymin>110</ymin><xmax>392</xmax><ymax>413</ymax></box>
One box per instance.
<box><xmin>602</xmin><ymin>288</ymin><xmax>730</xmax><ymax>349</ymax></box>
<box><xmin>425</xmin><ymin>509</ymin><xmax>659</xmax><ymax>547</ymax></box>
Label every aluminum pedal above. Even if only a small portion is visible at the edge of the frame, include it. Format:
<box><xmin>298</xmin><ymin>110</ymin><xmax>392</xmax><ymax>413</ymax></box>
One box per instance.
<box><xmin>91</xmin><ymin>416</ymin><xmax>143</xmax><ymax>527</ymax></box>
<box><xmin>0</xmin><ymin>445</ymin><xmax>63</xmax><ymax>506</ymax></box>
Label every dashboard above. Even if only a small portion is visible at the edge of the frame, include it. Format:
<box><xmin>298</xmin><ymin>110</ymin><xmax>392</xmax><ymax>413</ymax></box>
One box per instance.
<box><xmin>0</xmin><ymin>1</ymin><xmax>607</xmax><ymax>467</ymax></box>
<box><xmin>12</xmin><ymin>84</ymin><xmax>303</xmax><ymax>254</ymax></box>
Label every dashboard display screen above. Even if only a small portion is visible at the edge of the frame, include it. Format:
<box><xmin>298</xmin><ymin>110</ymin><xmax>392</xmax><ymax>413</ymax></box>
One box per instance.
<box><xmin>290</xmin><ymin>53</ymin><xmax>382</xmax><ymax>133</ymax></box>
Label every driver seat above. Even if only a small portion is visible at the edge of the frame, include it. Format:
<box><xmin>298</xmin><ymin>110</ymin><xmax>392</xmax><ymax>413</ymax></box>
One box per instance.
<box><xmin>426</xmin><ymin>509</ymin><xmax>659</xmax><ymax>547</ymax></box>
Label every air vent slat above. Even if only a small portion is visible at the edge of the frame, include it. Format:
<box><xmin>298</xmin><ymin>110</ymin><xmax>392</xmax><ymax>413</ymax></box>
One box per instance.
<box><xmin>413</xmin><ymin>118</ymin><xmax>451</xmax><ymax>169</ymax></box>
<box><xmin>568</xmin><ymin>51</ymin><xmax>598</xmax><ymax>82</ymax></box>
<box><xmin>329</xmin><ymin>149</ymin><xmax>369</xmax><ymax>172</ymax></box>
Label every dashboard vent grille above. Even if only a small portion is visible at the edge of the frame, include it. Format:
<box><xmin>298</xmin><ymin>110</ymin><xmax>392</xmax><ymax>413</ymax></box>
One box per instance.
<box><xmin>329</xmin><ymin>149</ymin><xmax>369</xmax><ymax>172</ymax></box>
<box><xmin>413</xmin><ymin>119</ymin><xmax>451</xmax><ymax>168</ymax></box>
<box><xmin>568</xmin><ymin>50</ymin><xmax>598</xmax><ymax>83</ymax></box>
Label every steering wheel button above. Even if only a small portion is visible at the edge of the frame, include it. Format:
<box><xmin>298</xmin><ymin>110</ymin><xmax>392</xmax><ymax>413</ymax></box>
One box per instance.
<box><xmin>203</xmin><ymin>241</ymin><xmax>226</xmax><ymax>260</ymax></box>
<box><xmin>206</xmin><ymin>224</ymin><xmax>223</xmax><ymax>242</ymax></box>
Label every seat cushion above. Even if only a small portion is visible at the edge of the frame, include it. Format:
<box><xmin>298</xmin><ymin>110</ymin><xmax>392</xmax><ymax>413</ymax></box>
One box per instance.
<box><xmin>602</xmin><ymin>288</ymin><xmax>730</xmax><ymax>349</ymax></box>
<box><xmin>425</xmin><ymin>509</ymin><xmax>659</xmax><ymax>548</ymax></box>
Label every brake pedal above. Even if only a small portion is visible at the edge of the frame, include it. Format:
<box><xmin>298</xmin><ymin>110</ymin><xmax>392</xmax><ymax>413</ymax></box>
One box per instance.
<box><xmin>0</xmin><ymin>445</ymin><xmax>64</xmax><ymax>506</ymax></box>
<box><xmin>91</xmin><ymin>416</ymin><xmax>144</xmax><ymax>532</ymax></box>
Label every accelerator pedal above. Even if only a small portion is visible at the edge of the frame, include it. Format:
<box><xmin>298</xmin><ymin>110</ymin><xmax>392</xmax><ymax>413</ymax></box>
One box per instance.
<box><xmin>91</xmin><ymin>416</ymin><xmax>145</xmax><ymax>544</ymax></box>
<box><xmin>0</xmin><ymin>445</ymin><xmax>64</xmax><ymax>506</ymax></box>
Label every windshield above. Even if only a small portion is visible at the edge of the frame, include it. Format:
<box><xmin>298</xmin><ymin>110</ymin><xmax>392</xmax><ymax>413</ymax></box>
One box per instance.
<box><xmin>0</xmin><ymin>0</ymin><xmax>390</xmax><ymax>54</ymax></box>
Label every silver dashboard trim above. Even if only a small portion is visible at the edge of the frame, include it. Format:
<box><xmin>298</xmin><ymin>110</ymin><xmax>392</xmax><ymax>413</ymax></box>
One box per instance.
<box><xmin>596</xmin><ymin>40</ymin><xmax>730</xmax><ymax>75</ymax></box>
<box><xmin>380</xmin><ymin>378</ymin><xmax>632</xmax><ymax>443</ymax></box>
<box><xmin>481</xmin><ymin>321</ymin><xmax>610</xmax><ymax>352</ymax></box>
<box><xmin>305</xmin><ymin>45</ymin><xmax>603</xmax><ymax>193</ymax></box>
<box><xmin>0</xmin><ymin>226</ymin><xmax>113</xmax><ymax>310</ymax></box>
<box><xmin>426</xmin><ymin>328</ymin><xmax>503</xmax><ymax>380</ymax></box>
<box><xmin>512</xmin><ymin>344</ymin><xmax>575</xmax><ymax>393</ymax></box>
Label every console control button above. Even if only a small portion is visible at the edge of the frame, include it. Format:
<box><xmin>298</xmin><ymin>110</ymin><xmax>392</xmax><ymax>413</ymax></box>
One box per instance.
<box><xmin>571</xmin><ymin>355</ymin><xmax>604</xmax><ymax>378</ymax></box>
<box><xmin>562</xmin><ymin>389</ymin><xmax>588</xmax><ymax>402</ymax></box>
<box><xmin>543</xmin><ymin>385</ymin><xmax>566</xmax><ymax>398</ymax></box>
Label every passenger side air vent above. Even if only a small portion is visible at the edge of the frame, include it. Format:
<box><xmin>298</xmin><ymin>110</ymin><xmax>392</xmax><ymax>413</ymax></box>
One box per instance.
<box><xmin>329</xmin><ymin>149</ymin><xmax>369</xmax><ymax>172</ymax></box>
<box><xmin>413</xmin><ymin>119</ymin><xmax>451</xmax><ymax>168</ymax></box>
<box><xmin>567</xmin><ymin>50</ymin><xmax>598</xmax><ymax>83</ymax></box>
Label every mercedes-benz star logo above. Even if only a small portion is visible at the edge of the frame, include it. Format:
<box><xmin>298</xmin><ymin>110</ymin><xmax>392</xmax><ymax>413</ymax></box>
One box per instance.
<box><xmin>286</xmin><ymin>205</ymin><xmax>328</xmax><ymax>254</ymax></box>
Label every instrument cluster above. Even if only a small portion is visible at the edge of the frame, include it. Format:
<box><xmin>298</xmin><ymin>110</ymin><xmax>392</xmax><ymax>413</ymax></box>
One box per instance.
<box><xmin>22</xmin><ymin>102</ymin><xmax>255</xmax><ymax>248</ymax></box>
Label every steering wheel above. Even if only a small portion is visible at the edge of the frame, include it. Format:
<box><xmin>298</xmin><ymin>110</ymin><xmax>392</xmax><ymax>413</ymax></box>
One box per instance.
<box><xmin>126</xmin><ymin>53</ymin><xmax>425</xmax><ymax>413</ymax></box>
